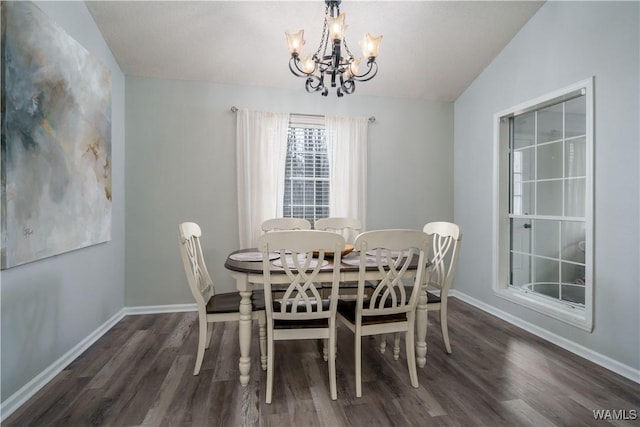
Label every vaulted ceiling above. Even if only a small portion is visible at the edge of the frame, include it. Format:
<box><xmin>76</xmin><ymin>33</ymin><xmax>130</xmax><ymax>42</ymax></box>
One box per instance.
<box><xmin>86</xmin><ymin>1</ymin><xmax>544</xmax><ymax>101</ymax></box>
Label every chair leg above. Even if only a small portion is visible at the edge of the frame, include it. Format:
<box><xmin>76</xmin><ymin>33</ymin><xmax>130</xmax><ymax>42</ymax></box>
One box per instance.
<box><xmin>205</xmin><ymin>321</ymin><xmax>214</xmax><ymax>349</ymax></box>
<box><xmin>379</xmin><ymin>336</ymin><xmax>387</xmax><ymax>354</ymax></box>
<box><xmin>405</xmin><ymin>327</ymin><xmax>419</xmax><ymax>388</ymax></box>
<box><xmin>328</xmin><ymin>329</ymin><xmax>337</xmax><ymax>400</ymax></box>
<box><xmin>393</xmin><ymin>333</ymin><xmax>401</xmax><ymax>360</ymax></box>
<box><xmin>440</xmin><ymin>302</ymin><xmax>452</xmax><ymax>354</ymax></box>
<box><xmin>194</xmin><ymin>316</ymin><xmax>208</xmax><ymax>375</ymax></box>
<box><xmin>415</xmin><ymin>286</ymin><xmax>428</xmax><ymax>368</ymax></box>
<box><xmin>266</xmin><ymin>332</ymin><xmax>275</xmax><ymax>404</ymax></box>
<box><xmin>355</xmin><ymin>334</ymin><xmax>362</xmax><ymax>398</ymax></box>
<box><xmin>259</xmin><ymin>314</ymin><xmax>267</xmax><ymax>370</ymax></box>
<box><xmin>323</xmin><ymin>338</ymin><xmax>329</xmax><ymax>361</ymax></box>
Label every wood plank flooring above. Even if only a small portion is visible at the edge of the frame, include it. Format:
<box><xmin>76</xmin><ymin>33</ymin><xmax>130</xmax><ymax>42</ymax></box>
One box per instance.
<box><xmin>5</xmin><ymin>298</ymin><xmax>640</xmax><ymax>426</ymax></box>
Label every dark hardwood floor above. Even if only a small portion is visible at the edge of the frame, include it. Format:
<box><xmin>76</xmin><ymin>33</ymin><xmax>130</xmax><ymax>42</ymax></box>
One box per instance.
<box><xmin>5</xmin><ymin>298</ymin><xmax>640</xmax><ymax>426</ymax></box>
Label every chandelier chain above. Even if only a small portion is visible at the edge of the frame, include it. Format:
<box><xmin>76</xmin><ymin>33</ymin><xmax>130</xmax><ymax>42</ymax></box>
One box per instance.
<box><xmin>314</xmin><ymin>5</ymin><xmax>330</xmax><ymax>59</ymax></box>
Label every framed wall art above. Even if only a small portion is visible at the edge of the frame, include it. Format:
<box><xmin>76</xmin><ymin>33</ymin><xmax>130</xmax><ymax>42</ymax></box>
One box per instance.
<box><xmin>1</xmin><ymin>1</ymin><xmax>112</xmax><ymax>269</ymax></box>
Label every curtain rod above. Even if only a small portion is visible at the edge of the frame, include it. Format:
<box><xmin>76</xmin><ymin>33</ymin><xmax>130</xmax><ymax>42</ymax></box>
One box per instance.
<box><xmin>230</xmin><ymin>106</ymin><xmax>375</xmax><ymax>123</ymax></box>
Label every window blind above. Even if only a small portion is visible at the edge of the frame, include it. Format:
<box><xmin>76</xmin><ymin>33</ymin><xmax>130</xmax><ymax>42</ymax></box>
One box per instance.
<box><xmin>283</xmin><ymin>125</ymin><xmax>330</xmax><ymax>224</ymax></box>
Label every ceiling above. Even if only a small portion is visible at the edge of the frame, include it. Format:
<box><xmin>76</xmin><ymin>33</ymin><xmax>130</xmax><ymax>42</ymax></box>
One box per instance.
<box><xmin>86</xmin><ymin>1</ymin><xmax>544</xmax><ymax>102</ymax></box>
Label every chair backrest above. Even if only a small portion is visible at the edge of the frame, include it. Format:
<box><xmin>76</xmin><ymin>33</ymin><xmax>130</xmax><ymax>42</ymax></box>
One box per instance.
<box><xmin>422</xmin><ymin>222</ymin><xmax>462</xmax><ymax>294</ymax></box>
<box><xmin>178</xmin><ymin>222</ymin><xmax>214</xmax><ymax>308</ymax></box>
<box><xmin>261</xmin><ymin>217</ymin><xmax>312</xmax><ymax>232</ymax></box>
<box><xmin>314</xmin><ymin>217</ymin><xmax>362</xmax><ymax>243</ymax></box>
<box><xmin>353</xmin><ymin>229</ymin><xmax>429</xmax><ymax>321</ymax></box>
<box><xmin>258</xmin><ymin>230</ymin><xmax>345</xmax><ymax>322</ymax></box>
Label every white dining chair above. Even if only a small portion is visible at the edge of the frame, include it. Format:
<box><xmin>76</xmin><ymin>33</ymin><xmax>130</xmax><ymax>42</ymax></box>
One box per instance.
<box><xmin>314</xmin><ymin>217</ymin><xmax>362</xmax><ymax>243</ymax></box>
<box><xmin>337</xmin><ymin>229</ymin><xmax>429</xmax><ymax>397</ymax></box>
<box><xmin>315</xmin><ymin>216</ymin><xmax>366</xmax><ymax>310</ymax></box>
<box><xmin>258</xmin><ymin>230</ymin><xmax>345</xmax><ymax>404</ymax></box>
<box><xmin>178</xmin><ymin>222</ymin><xmax>266</xmax><ymax>375</ymax></box>
<box><xmin>422</xmin><ymin>221</ymin><xmax>462</xmax><ymax>354</ymax></box>
<box><xmin>380</xmin><ymin>222</ymin><xmax>462</xmax><ymax>359</ymax></box>
<box><xmin>261</xmin><ymin>217</ymin><xmax>311</xmax><ymax>232</ymax></box>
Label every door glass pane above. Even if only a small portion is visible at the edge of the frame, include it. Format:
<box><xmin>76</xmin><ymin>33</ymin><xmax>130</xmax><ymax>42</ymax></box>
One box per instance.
<box><xmin>565</xmin><ymin>178</ymin><xmax>585</xmax><ymax>217</ymax></box>
<box><xmin>537</xmin><ymin>181</ymin><xmax>562</xmax><ymax>216</ymax></box>
<box><xmin>561</xmin><ymin>221</ymin><xmax>585</xmax><ymax>263</ymax></box>
<box><xmin>514</xmin><ymin>147</ymin><xmax>535</xmax><ymax>181</ymax></box>
<box><xmin>561</xmin><ymin>262</ymin><xmax>584</xmax><ymax>285</ymax></box>
<box><xmin>515</xmin><ymin>182</ymin><xmax>534</xmax><ymax>215</ymax></box>
<box><xmin>537</xmin><ymin>104</ymin><xmax>563</xmax><ymax>143</ymax></box>
<box><xmin>561</xmin><ymin>284</ymin><xmax>585</xmax><ymax>305</ymax></box>
<box><xmin>565</xmin><ymin>96</ymin><xmax>586</xmax><ymax>138</ymax></box>
<box><xmin>513</xmin><ymin>111</ymin><xmax>535</xmax><ymax>149</ymax></box>
<box><xmin>537</xmin><ymin>142</ymin><xmax>563</xmax><ymax>179</ymax></box>
<box><xmin>533</xmin><ymin>219</ymin><xmax>558</xmax><ymax>258</ymax></box>
<box><xmin>565</xmin><ymin>137</ymin><xmax>586</xmax><ymax>178</ymax></box>
<box><xmin>511</xmin><ymin>218</ymin><xmax>531</xmax><ymax>253</ymax></box>
<box><xmin>534</xmin><ymin>257</ymin><xmax>559</xmax><ymax>284</ymax></box>
<box><xmin>530</xmin><ymin>282</ymin><xmax>560</xmax><ymax>299</ymax></box>
<box><xmin>510</xmin><ymin>252</ymin><xmax>531</xmax><ymax>286</ymax></box>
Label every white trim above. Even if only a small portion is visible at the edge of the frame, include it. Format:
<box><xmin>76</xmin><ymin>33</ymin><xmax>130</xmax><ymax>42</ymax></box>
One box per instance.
<box><xmin>492</xmin><ymin>77</ymin><xmax>594</xmax><ymax>331</ymax></box>
<box><xmin>123</xmin><ymin>303</ymin><xmax>197</xmax><ymax>315</ymax></box>
<box><xmin>1</xmin><ymin>309</ymin><xmax>126</xmax><ymax>422</ymax></box>
<box><xmin>494</xmin><ymin>286</ymin><xmax>588</xmax><ymax>330</ymax></box>
<box><xmin>0</xmin><ymin>304</ymin><xmax>196</xmax><ymax>422</ymax></box>
<box><xmin>450</xmin><ymin>290</ymin><xmax>640</xmax><ymax>384</ymax></box>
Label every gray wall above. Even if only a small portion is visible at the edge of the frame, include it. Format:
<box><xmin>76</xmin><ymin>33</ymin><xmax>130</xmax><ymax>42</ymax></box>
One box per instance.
<box><xmin>454</xmin><ymin>1</ymin><xmax>639</xmax><ymax>370</ymax></box>
<box><xmin>0</xmin><ymin>2</ymin><xmax>126</xmax><ymax>401</ymax></box>
<box><xmin>125</xmin><ymin>78</ymin><xmax>454</xmax><ymax>305</ymax></box>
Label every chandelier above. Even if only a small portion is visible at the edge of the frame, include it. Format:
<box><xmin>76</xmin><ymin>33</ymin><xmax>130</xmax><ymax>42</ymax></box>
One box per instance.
<box><xmin>285</xmin><ymin>0</ymin><xmax>382</xmax><ymax>97</ymax></box>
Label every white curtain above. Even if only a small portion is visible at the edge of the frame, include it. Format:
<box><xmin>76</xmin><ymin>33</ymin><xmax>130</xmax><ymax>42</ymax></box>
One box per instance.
<box><xmin>325</xmin><ymin>115</ymin><xmax>368</xmax><ymax>231</ymax></box>
<box><xmin>236</xmin><ymin>109</ymin><xmax>289</xmax><ymax>248</ymax></box>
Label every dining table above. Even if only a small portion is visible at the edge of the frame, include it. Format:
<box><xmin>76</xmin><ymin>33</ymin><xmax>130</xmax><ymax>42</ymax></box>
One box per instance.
<box><xmin>224</xmin><ymin>248</ymin><xmax>432</xmax><ymax>386</ymax></box>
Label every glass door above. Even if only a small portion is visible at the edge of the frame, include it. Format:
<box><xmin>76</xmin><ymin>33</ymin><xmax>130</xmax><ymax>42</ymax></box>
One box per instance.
<box><xmin>509</xmin><ymin>95</ymin><xmax>587</xmax><ymax>307</ymax></box>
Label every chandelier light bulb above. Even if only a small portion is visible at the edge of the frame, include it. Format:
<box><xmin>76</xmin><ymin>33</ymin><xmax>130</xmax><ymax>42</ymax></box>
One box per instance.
<box><xmin>327</xmin><ymin>12</ymin><xmax>346</xmax><ymax>41</ymax></box>
<box><xmin>301</xmin><ymin>56</ymin><xmax>317</xmax><ymax>74</ymax></box>
<box><xmin>285</xmin><ymin>30</ymin><xmax>305</xmax><ymax>55</ymax></box>
<box><xmin>360</xmin><ymin>32</ymin><xmax>383</xmax><ymax>59</ymax></box>
<box><xmin>345</xmin><ymin>57</ymin><xmax>361</xmax><ymax>78</ymax></box>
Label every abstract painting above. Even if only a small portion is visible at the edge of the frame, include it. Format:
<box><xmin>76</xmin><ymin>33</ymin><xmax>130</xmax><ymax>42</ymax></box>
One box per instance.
<box><xmin>1</xmin><ymin>1</ymin><xmax>112</xmax><ymax>269</ymax></box>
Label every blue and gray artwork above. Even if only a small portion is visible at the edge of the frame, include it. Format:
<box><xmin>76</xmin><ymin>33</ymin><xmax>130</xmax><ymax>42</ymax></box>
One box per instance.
<box><xmin>1</xmin><ymin>1</ymin><xmax>112</xmax><ymax>269</ymax></box>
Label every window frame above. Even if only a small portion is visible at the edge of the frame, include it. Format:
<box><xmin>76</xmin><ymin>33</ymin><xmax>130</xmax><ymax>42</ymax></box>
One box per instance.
<box><xmin>492</xmin><ymin>77</ymin><xmax>594</xmax><ymax>331</ymax></box>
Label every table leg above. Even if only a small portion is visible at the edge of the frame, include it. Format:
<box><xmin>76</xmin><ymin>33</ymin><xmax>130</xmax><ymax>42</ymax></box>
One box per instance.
<box><xmin>416</xmin><ymin>284</ymin><xmax>428</xmax><ymax>368</ymax></box>
<box><xmin>234</xmin><ymin>273</ymin><xmax>253</xmax><ymax>387</ymax></box>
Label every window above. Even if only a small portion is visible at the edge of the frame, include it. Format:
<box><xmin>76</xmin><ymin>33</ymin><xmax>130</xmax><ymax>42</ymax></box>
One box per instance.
<box><xmin>493</xmin><ymin>78</ymin><xmax>594</xmax><ymax>331</ymax></box>
<box><xmin>283</xmin><ymin>116</ymin><xmax>330</xmax><ymax>225</ymax></box>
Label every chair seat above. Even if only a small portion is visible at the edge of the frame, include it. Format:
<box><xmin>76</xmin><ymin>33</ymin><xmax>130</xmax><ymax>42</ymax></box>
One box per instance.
<box><xmin>337</xmin><ymin>299</ymin><xmax>407</xmax><ymax>325</ymax></box>
<box><xmin>403</xmin><ymin>286</ymin><xmax>441</xmax><ymax>304</ymax></box>
<box><xmin>333</xmin><ymin>280</ymin><xmax>377</xmax><ymax>289</ymax></box>
<box><xmin>273</xmin><ymin>299</ymin><xmax>330</xmax><ymax>329</ymax></box>
<box><xmin>426</xmin><ymin>291</ymin><xmax>441</xmax><ymax>304</ymax></box>
<box><xmin>274</xmin><ymin>318</ymin><xmax>329</xmax><ymax>329</ymax></box>
<box><xmin>206</xmin><ymin>290</ymin><xmax>266</xmax><ymax>314</ymax></box>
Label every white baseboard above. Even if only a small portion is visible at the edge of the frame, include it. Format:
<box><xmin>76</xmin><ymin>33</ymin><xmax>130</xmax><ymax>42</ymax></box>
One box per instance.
<box><xmin>124</xmin><ymin>303</ymin><xmax>197</xmax><ymax>315</ymax></box>
<box><xmin>0</xmin><ymin>303</ymin><xmax>196</xmax><ymax>422</ymax></box>
<box><xmin>451</xmin><ymin>290</ymin><xmax>640</xmax><ymax>384</ymax></box>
